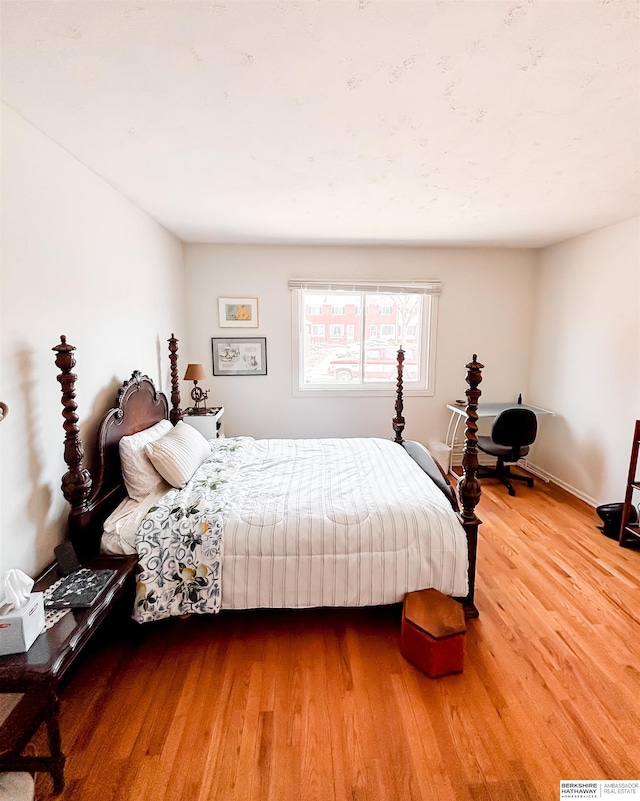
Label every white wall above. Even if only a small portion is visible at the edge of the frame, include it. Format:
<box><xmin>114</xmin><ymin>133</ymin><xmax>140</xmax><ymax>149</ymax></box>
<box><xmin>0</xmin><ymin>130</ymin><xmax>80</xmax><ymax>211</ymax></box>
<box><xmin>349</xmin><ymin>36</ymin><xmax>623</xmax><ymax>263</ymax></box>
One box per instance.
<box><xmin>183</xmin><ymin>244</ymin><xmax>538</xmax><ymax>445</ymax></box>
<box><xmin>528</xmin><ymin>217</ymin><xmax>640</xmax><ymax>506</ymax></box>
<box><xmin>0</xmin><ymin>106</ymin><xmax>185</xmax><ymax>577</ymax></box>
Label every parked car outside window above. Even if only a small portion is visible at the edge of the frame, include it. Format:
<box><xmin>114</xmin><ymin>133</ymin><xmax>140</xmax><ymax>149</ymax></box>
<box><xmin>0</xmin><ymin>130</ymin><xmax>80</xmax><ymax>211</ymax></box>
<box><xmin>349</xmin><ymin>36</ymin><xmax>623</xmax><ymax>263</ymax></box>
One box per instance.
<box><xmin>328</xmin><ymin>345</ymin><xmax>417</xmax><ymax>382</ymax></box>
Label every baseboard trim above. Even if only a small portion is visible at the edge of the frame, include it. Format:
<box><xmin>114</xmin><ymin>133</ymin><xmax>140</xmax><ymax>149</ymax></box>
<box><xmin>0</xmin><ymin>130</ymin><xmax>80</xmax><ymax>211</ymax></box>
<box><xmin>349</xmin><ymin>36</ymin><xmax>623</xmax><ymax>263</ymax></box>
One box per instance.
<box><xmin>452</xmin><ymin>457</ymin><xmax>599</xmax><ymax>509</ymax></box>
<box><xmin>519</xmin><ymin>460</ymin><xmax>599</xmax><ymax>508</ymax></box>
<box><xmin>516</xmin><ymin>459</ymin><xmax>551</xmax><ymax>484</ymax></box>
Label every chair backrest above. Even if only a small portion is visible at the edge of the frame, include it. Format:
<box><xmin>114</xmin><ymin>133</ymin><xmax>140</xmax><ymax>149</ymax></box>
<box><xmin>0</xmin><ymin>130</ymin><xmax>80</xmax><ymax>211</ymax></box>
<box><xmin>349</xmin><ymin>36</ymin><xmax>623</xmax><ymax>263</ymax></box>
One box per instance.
<box><xmin>491</xmin><ymin>408</ymin><xmax>538</xmax><ymax>454</ymax></box>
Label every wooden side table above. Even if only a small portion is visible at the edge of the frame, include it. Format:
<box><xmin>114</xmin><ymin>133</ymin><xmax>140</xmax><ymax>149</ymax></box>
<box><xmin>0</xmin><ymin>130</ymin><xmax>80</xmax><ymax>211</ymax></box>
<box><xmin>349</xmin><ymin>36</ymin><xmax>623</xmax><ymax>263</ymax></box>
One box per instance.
<box><xmin>0</xmin><ymin>555</ymin><xmax>137</xmax><ymax>793</ymax></box>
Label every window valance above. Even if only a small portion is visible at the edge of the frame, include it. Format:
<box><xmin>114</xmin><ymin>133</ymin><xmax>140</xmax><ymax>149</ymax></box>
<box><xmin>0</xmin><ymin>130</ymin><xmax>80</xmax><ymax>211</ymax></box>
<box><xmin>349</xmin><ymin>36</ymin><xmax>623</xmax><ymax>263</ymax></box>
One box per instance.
<box><xmin>287</xmin><ymin>279</ymin><xmax>441</xmax><ymax>295</ymax></box>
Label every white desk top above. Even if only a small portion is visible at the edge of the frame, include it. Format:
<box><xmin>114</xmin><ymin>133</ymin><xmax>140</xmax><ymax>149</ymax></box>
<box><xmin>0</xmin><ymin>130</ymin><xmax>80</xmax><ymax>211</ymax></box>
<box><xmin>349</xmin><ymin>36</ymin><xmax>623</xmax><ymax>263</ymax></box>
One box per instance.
<box><xmin>446</xmin><ymin>402</ymin><xmax>553</xmax><ymax>417</ymax></box>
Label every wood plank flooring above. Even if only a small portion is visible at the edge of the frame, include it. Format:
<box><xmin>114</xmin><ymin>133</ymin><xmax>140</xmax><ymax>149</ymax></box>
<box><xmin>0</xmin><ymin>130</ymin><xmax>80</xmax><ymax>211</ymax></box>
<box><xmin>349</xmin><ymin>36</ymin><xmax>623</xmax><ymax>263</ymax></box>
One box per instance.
<box><xmin>34</xmin><ymin>477</ymin><xmax>640</xmax><ymax>801</ymax></box>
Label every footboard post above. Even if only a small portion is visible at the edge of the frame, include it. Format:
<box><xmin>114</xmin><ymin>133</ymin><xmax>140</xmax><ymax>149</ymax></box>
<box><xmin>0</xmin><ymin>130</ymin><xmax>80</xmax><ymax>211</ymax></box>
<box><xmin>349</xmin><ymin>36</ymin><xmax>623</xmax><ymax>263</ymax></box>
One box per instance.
<box><xmin>52</xmin><ymin>336</ymin><xmax>93</xmax><ymax>524</ymax></box>
<box><xmin>457</xmin><ymin>354</ymin><xmax>483</xmax><ymax>619</ymax></box>
<box><xmin>392</xmin><ymin>348</ymin><xmax>405</xmax><ymax>444</ymax></box>
<box><xmin>168</xmin><ymin>333</ymin><xmax>183</xmax><ymax>425</ymax></box>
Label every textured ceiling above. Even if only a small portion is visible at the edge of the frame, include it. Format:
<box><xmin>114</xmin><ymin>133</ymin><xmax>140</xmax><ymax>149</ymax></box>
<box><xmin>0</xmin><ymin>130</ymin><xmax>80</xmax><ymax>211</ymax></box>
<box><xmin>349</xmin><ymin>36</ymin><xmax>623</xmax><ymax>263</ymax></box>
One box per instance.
<box><xmin>2</xmin><ymin>0</ymin><xmax>639</xmax><ymax>247</ymax></box>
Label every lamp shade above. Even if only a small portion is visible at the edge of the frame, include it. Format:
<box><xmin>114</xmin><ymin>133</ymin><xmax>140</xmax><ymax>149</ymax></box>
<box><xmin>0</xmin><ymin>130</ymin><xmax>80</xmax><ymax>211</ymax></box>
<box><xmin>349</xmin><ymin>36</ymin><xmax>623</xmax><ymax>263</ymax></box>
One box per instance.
<box><xmin>183</xmin><ymin>363</ymin><xmax>206</xmax><ymax>382</ymax></box>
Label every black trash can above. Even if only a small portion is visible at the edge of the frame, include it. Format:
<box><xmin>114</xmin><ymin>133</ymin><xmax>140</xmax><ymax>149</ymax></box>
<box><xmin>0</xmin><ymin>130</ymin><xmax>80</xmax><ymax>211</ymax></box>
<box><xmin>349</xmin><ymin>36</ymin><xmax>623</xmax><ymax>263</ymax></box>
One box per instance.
<box><xmin>595</xmin><ymin>502</ymin><xmax>637</xmax><ymax>540</ymax></box>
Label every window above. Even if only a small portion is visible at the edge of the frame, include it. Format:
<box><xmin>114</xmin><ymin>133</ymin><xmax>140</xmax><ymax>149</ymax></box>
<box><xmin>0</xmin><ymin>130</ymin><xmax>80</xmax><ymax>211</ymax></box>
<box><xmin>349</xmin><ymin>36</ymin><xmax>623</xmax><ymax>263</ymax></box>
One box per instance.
<box><xmin>308</xmin><ymin>305</ymin><xmax>322</xmax><ymax>316</ymax></box>
<box><xmin>289</xmin><ymin>279</ymin><xmax>440</xmax><ymax>394</ymax></box>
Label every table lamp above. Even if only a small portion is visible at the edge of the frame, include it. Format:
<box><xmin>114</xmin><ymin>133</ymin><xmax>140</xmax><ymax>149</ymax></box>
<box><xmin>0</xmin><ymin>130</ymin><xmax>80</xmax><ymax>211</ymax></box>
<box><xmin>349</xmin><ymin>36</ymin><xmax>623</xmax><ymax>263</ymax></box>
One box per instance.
<box><xmin>183</xmin><ymin>363</ymin><xmax>210</xmax><ymax>414</ymax></box>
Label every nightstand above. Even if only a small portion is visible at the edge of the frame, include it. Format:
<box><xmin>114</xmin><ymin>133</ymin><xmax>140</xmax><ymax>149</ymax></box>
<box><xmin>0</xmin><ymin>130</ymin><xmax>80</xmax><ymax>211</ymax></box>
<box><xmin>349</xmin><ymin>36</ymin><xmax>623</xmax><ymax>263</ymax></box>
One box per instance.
<box><xmin>0</xmin><ymin>555</ymin><xmax>137</xmax><ymax>793</ymax></box>
<box><xmin>182</xmin><ymin>406</ymin><xmax>225</xmax><ymax>439</ymax></box>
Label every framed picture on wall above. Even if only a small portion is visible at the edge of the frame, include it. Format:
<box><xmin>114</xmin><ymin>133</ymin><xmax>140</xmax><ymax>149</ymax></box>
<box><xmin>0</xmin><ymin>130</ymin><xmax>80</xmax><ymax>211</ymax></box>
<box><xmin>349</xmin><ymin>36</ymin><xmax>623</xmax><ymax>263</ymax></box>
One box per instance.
<box><xmin>212</xmin><ymin>337</ymin><xmax>267</xmax><ymax>376</ymax></box>
<box><xmin>218</xmin><ymin>297</ymin><xmax>259</xmax><ymax>328</ymax></box>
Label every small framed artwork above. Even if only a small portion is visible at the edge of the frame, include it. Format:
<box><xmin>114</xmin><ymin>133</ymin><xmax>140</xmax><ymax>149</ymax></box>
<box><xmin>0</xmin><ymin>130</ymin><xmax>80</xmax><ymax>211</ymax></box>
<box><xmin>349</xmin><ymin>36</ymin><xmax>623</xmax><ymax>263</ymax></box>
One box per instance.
<box><xmin>212</xmin><ymin>337</ymin><xmax>267</xmax><ymax>376</ymax></box>
<box><xmin>218</xmin><ymin>297</ymin><xmax>259</xmax><ymax>328</ymax></box>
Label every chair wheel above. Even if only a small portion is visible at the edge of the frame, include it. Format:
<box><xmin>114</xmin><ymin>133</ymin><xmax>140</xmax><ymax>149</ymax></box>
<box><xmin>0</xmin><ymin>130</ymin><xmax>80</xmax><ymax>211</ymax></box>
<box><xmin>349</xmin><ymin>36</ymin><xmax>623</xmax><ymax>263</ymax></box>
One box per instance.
<box><xmin>508</xmin><ymin>487</ymin><xmax>516</xmax><ymax>496</ymax></box>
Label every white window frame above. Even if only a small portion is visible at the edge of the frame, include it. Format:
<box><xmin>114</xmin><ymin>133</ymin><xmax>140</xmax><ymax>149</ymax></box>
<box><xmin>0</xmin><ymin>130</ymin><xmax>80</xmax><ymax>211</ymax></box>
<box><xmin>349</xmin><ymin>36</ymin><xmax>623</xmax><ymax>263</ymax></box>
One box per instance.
<box><xmin>310</xmin><ymin>324</ymin><xmax>325</xmax><ymax>337</ymax></box>
<box><xmin>290</xmin><ymin>279</ymin><xmax>440</xmax><ymax>397</ymax></box>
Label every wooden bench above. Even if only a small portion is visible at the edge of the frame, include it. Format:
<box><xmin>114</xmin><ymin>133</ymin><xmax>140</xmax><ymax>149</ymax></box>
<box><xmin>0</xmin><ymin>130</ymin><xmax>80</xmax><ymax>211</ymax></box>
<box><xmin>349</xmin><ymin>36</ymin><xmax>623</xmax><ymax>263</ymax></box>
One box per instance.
<box><xmin>400</xmin><ymin>589</ymin><xmax>467</xmax><ymax>677</ymax></box>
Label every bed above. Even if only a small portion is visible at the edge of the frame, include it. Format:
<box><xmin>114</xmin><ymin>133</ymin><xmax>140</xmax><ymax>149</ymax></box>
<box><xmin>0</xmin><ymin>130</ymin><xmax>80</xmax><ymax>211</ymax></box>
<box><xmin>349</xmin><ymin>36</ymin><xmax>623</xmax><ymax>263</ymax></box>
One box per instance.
<box><xmin>52</xmin><ymin>335</ymin><xmax>483</xmax><ymax>620</ymax></box>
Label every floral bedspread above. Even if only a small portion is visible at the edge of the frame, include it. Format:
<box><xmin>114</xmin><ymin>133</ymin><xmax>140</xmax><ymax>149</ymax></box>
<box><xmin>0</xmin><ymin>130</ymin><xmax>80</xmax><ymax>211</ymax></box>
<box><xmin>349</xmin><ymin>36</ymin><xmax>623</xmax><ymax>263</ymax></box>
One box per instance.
<box><xmin>133</xmin><ymin>438</ymin><xmax>248</xmax><ymax>623</ymax></box>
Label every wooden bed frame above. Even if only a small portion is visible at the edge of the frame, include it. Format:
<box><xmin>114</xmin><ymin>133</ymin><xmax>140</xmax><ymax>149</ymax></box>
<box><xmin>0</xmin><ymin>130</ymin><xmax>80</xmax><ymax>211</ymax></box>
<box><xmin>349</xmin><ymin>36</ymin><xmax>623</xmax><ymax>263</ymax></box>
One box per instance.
<box><xmin>53</xmin><ymin>334</ymin><xmax>483</xmax><ymax>618</ymax></box>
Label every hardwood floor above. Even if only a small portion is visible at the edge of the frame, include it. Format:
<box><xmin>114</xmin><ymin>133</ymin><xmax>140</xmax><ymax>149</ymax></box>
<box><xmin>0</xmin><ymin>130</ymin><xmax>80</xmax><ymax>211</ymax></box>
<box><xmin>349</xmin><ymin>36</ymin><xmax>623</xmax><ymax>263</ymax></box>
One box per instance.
<box><xmin>34</xmin><ymin>478</ymin><xmax>640</xmax><ymax>801</ymax></box>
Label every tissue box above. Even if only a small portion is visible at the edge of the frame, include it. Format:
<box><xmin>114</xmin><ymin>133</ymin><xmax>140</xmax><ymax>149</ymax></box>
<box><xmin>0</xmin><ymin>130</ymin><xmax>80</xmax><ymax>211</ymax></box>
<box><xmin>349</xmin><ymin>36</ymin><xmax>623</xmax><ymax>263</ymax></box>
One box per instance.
<box><xmin>0</xmin><ymin>592</ymin><xmax>46</xmax><ymax>656</ymax></box>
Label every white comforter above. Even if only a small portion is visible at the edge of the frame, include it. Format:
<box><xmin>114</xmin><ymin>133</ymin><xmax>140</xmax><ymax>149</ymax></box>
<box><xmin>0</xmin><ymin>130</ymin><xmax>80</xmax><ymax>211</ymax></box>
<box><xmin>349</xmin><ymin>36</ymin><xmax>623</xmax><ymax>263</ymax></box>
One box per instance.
<box><xmin>103</xmin><ymin>437</ymin><xmax>469</xmax><ymax>616</ymax></box>
<box><xmin>221</xmin><ymin>437</ymin><xmax>468</xmax><ymax>608</ymax></box>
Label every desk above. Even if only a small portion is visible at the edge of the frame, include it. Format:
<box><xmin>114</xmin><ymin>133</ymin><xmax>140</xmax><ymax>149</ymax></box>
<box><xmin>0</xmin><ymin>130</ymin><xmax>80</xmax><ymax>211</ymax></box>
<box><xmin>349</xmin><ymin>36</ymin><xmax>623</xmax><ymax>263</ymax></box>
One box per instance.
<box><xmin>445</xmin><ymin>402</ymin><xmax>553</xmax><ymax>477</ymax></box>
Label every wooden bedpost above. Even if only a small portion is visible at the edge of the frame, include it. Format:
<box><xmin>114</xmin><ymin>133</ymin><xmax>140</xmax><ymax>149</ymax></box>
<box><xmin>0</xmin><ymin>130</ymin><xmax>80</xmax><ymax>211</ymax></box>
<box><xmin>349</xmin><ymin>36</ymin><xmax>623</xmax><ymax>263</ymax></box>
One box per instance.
<box><xmin>52</xmin><ymin>336</ymin><xmax>93</xmax><ymax>517</ymax></box>
<box><xmin>392</xmin><ymin>348</ymin><xmax>405</xmax><ymax>444</ymax></box>
<box><xmin>457</xmin><ymin>354</ymin><xmax>484</xmax><ymax>619</ymax></box>
<box><xmin>168</xmin><ymin>333</ymin><xmax>183</xmax><ymax>425</ymax></box>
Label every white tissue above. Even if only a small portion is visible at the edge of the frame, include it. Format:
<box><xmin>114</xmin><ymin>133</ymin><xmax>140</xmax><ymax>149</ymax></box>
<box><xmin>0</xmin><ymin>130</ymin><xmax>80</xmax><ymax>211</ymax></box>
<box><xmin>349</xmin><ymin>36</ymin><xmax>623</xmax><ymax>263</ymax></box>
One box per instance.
<box><xmin>0</xmin><ymin>569</ymin><xmax>34</xmax><ymax>613</ymax></box>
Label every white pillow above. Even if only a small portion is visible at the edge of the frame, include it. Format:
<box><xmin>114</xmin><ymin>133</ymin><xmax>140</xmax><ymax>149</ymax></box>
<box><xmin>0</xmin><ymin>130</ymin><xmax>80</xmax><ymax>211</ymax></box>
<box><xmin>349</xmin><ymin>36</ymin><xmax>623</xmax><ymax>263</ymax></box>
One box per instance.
<box><xmin>145</xmin><ymin>420</ymin><xmax>212</xmax><ymax>489</ymax></box>
<box><xmin>119</xmin><ymin>419</ymin><xmax>172</xmax><ymax>501</ymax></box>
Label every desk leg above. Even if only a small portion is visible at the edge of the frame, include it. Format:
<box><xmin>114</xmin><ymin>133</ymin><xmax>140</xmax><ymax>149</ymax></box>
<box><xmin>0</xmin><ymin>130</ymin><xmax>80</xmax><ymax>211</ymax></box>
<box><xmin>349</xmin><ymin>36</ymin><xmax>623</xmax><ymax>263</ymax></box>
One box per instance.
<box><xmin>46</xmin><ymin>694</ymin><xmax>65</xmax><ymax>794</ymax></box>
<box><xmin>445</xmin><ymin>410</ymin><xmax>464</xmax><ymax>478</ymax></box>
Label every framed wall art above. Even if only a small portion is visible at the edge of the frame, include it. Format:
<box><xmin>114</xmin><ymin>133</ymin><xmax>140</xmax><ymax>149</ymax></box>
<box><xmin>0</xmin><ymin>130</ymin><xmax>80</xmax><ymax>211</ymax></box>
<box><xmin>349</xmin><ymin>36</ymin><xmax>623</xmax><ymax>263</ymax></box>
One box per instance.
<box><xmin>211</xmin><ymin>337</ymin><xmax>267</xmax><ymax>376</ymax></box>
<box><xmin>218</xmin><ymin>297</ymin><xmax>259</xmax><ymax>328</ymax></box>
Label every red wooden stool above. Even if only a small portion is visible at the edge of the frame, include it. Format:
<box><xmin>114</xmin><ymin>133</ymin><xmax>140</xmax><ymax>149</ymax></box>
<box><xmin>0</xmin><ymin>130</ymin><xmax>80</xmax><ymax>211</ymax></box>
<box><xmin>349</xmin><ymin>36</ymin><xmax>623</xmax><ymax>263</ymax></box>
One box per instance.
<box><xmin>401</xmin><ymin>589</ymin><xmax>466</xmax><ymax>677</ymax></box>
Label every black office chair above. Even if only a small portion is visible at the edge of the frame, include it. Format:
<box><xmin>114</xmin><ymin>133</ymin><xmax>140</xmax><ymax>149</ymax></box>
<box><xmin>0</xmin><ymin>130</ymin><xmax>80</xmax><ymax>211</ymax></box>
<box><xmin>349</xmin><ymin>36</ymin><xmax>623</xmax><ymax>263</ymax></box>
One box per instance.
<box><xmin>477</xmin><ymin>408</ymin><xmax>538</xmax><ymax>496</ymax></box>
